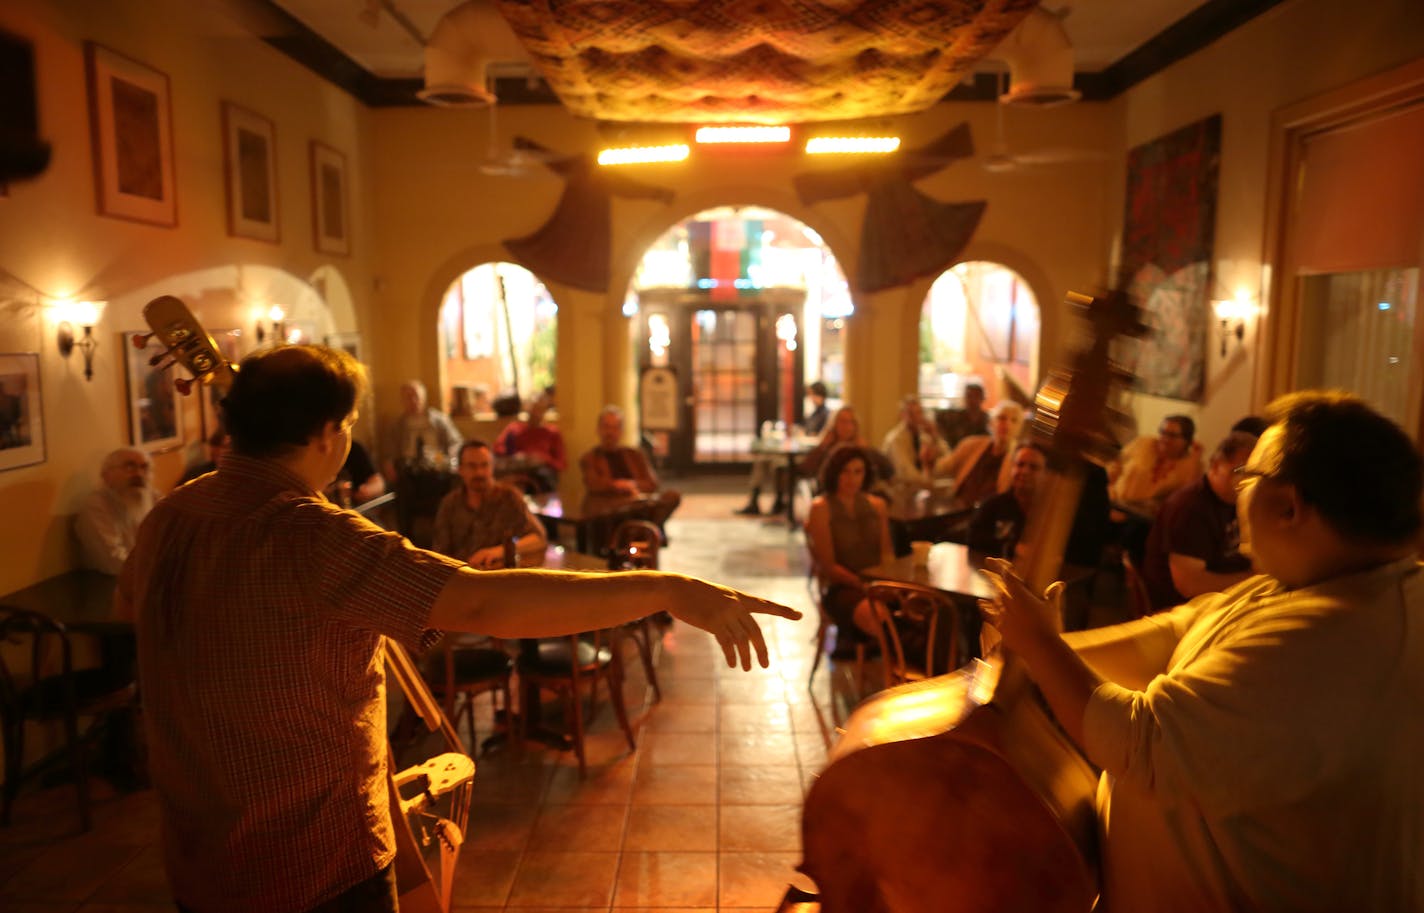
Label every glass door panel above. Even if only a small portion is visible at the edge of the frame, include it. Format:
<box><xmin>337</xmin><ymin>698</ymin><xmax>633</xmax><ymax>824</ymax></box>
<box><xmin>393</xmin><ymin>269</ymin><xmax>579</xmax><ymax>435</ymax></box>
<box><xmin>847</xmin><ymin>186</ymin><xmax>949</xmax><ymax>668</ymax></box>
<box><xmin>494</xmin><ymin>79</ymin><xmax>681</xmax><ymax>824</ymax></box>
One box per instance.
<box><xmin>691</xmin><ymin>308</ymin><xmax>759</xmax><ymax>462</ymax></box>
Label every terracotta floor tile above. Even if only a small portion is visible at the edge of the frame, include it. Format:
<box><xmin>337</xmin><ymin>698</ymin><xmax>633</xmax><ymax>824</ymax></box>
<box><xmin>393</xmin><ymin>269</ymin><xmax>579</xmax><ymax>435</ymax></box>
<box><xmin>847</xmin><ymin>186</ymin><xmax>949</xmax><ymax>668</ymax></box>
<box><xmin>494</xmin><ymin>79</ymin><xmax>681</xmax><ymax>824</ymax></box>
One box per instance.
<box><xmin>7</xmin><ymin>903</ymin><xmax>79</xmax><ymax>913</ymax></box>
<box><xmin>720</xmin><ymin>701</ymin><xmax>792</xmax><ymax>733</ymax></box>
<box><xmin>543</xmin><ymin>758</ymin><xmax>637</xmax><ymax>805</ymax></box>
<box><xmin>506</xmin><ymin>851</ymin><xmax>619</xmax><ymax>907</ymax></box>
<box><xmin>526</xmin><ymin>802</ymin><xmax>628</xmax><ymax>851</ymax></box>
<box><xmin>612</xmin><ymin>851</ymin><xmax>717</xmax><ymax>907</ymax></box>
<box><xmin>0</xmin><ymin>834</ymin><xmax>143</xmax><ymax>903</ymax></box>
<box><xmin>718</xmin><ymin>851</ymin><xmax>813</xmax><ymax>908</ymax></box>
<box><xmin>642</xmin><ymin>732</ymin><xmax>717</xmax><ymax>766</ymax></box>
<box><xmin>719</xmin><ymin>731</ymin><xmax>799</xmax><ymax>767</ymax></box>
<box><xmin>641</xmin><ymin>702</ymin><xmax>717</xmax><ymax>733</ymax></box>
<box><xmin>465</xmin><ymin>802</ymin><xmax>541</xmax><ymax>852</ymax></box>
<box><xmin>623</xmin><ymin>804</ymin><xmax>718</xmax><ymax>851</ymax></box>
<box><xmin>718</xmin><ymin>677</ymin><xmax>788</xmax><ymax>704</ymax></box>
<box><xmin>654</xmin><ymin>677</ymin><xmax>718</xmax><ymax>705</ymax></box>
<box><xmin>448</xmin><ymin>849</ymin><xmax>521</xmax><ymax>907</ymax></box>
<box><xmin>630</xmin><ymin>764</ymin><xmax>718</xmax><ymax>806</ymax></box>
<box><xmin>794</xmin><ymin>732</ymin><xmax>831</xmax><ymax>770</ymax></box>
<box><xmin>720</xmin><ymin>765</ymin><xmax>806</xmax><ymax>805</ymax></box>
<box><xmin>720</xmin><ymin>803</ymin><xmax>803</xmax><ymax>852</ymax></box>
<box><xmin>83</xmin><ymin>846</ymin><xmax>171</xmax><ymax>904</ymax></box>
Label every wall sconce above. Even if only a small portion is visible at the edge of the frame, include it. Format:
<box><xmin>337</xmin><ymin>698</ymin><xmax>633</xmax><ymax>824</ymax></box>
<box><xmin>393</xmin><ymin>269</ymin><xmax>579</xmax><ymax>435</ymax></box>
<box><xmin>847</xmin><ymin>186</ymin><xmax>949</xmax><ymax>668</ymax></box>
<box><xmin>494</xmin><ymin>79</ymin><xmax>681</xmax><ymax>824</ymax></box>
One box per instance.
<box><xmin>56</xmin><ymin>300</ymin><xmax>105</xmax><ymax>381</ymax></box>
<box><xmin>1212</xmin><ymin>291</ymin><xmax>1257</xmax><ymax>357</ymax></box>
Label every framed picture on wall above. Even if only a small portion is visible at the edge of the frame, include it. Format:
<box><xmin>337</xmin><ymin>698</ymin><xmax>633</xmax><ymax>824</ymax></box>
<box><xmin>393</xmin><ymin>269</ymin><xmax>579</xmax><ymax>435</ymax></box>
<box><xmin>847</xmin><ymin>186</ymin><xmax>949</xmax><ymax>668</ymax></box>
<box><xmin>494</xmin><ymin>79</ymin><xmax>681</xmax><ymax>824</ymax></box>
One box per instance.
<box><xmin>124</xmin><ymin>331</ymin><xmax>183</xmax><ymax>452</ymax></box>
<box><xmin>325</xmin><ymin>331</ymin><xmax>363</xmax><ymax>362</ymax></box>
<box><xmin>199</xmin><ymin>328</ymin><xmax>242</xmax><ymax>439</ymax></box>
<box><xmin>310</xmin><ymin>141</ymin><xmax>349</xmax><ymax>256</ymax></box>
<box><xmin>0</xmin><ymin>353</ymin><xmax>45</xmax><ymax>472</ymax></box>
<box><xmin>222</xmin><ymin>102</ymin><xmax>279</xmax><ymax>242</ymax></box>
<box><xmin>85</xmin><ymin>42</ymin><xmax>177</xmax><ymax>226</ymax></box>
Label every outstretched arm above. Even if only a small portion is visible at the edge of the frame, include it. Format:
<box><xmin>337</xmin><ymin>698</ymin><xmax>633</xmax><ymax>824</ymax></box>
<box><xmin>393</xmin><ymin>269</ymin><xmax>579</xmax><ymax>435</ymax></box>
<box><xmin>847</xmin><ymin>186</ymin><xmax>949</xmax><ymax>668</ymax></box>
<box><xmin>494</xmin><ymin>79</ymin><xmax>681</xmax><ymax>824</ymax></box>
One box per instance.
<box><xmin>426</xmin><ymin>568</ymin><xmax>801</xmax><ymax>670</ymax></box>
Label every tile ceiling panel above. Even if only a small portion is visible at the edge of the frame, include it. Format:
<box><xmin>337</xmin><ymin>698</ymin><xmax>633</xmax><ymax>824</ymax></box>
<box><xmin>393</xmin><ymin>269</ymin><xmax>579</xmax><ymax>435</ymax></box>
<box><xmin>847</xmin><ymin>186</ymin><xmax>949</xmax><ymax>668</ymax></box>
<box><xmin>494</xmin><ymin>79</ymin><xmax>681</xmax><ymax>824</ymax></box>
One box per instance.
<box><xmin>493</xmin><ymin>0</ymin><xmax>1041</xmax><ymax>123</ymax></box>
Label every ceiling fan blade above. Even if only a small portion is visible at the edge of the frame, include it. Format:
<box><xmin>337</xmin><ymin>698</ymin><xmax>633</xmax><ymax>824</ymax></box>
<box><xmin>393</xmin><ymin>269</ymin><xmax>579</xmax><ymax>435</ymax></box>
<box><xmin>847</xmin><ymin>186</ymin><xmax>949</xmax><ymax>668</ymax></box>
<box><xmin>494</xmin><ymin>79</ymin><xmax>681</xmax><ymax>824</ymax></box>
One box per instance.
<box><xmin>1011</xmin><ymin>147</ymin><xmax>1107</xmax><ymax>165</ymax></box>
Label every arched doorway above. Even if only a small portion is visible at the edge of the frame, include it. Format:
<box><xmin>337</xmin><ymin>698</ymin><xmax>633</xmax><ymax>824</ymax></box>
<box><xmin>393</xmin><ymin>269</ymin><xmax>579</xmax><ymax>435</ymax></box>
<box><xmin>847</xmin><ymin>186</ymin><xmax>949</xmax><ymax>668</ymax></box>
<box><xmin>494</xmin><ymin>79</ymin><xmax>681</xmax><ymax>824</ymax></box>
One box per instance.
<box><xmin>626</xmin><ymin>206</ymin><xmax>851</xmax><ymax>470</ymax></box>
<box><xmin>919</xmin><ymin>261</ymin><xmax>1040</xmax><ymax>409</ymax></box>
<box><xmin>438</xmin><ymin>261</ymin><xmax>558</xmax><ymax>416</ymax></box>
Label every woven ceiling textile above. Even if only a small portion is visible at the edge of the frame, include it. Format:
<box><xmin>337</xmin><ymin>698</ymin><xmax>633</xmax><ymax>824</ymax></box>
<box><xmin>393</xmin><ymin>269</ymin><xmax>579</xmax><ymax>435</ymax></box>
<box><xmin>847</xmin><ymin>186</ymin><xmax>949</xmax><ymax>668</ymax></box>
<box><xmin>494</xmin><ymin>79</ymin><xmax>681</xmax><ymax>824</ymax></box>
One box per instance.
<box><xmin>494</xmin><ymin>0</ymin><xmax>1038</xmax><ymax>123</ymax></box>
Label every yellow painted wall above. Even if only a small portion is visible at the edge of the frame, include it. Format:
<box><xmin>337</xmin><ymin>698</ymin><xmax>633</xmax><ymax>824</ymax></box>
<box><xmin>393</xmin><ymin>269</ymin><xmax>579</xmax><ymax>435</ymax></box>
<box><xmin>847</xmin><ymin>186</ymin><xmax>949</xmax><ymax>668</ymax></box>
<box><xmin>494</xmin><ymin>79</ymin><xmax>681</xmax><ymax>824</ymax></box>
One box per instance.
<box><xmin>1109</xmin><ymin>0</ymin><xmax>1424</xmax><ymax>449</ymax></box>
<box><xmin>0</xmin><ymin>0</ymin><xmax>377</xmax><ymax>594</ymax></box>
<box><xmin>366</xmin><ymin>100</ymin><xmax>1118</xmax><ymax>469</ymax></box>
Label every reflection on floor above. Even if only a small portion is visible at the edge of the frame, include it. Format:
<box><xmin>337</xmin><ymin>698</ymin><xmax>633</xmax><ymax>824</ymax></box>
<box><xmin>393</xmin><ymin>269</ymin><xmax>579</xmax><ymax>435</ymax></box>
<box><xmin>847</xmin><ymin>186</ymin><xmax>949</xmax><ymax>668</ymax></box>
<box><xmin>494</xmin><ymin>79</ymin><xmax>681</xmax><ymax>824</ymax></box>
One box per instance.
<box><xmin>1</xmin><ymin>478</ymin><xmax>877</xmax><ymax>912</ymax></box>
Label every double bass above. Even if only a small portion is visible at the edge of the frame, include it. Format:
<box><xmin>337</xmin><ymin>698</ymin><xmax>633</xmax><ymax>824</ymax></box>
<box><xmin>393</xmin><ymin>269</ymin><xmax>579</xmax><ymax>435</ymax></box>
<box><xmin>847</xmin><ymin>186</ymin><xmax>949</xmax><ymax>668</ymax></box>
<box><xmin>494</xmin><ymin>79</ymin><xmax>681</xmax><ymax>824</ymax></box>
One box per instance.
<box><xmin>788</xmin><ymin>289</ymin><xmax>1145</xmax><ymax>913</ymax></box>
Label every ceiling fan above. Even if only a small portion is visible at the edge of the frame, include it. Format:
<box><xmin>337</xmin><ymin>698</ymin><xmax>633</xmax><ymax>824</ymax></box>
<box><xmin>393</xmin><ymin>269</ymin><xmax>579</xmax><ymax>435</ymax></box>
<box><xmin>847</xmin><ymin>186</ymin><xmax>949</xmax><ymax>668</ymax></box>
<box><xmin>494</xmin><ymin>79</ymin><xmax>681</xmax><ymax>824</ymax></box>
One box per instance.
<box><xmin>477</xmin><ymin>104</ymin><xmax>553</xmax><ymax>177</ymax></box>
<box><xmin>981</xmin><ymin>72</ymin><xmax>1104</xmax><ymax>174</ymax></box>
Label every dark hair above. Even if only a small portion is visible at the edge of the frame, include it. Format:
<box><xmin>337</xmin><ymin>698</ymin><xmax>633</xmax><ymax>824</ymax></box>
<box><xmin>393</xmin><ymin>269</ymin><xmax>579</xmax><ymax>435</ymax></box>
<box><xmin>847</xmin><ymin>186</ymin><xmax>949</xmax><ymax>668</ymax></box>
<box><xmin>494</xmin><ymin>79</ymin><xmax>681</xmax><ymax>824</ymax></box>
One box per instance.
<box><xmin>222</xmin><ymin>345</ymin><xmax>367</xmax><ymax>458</ymax></box>
<box><xmin>457</xmin><ymin>439</ymin><xmax>491</xmax><ymax>462</ymax></box>
<box><xmin>206</xmin><ymin>428</ymin><xmax>229</xmax><ymax>448</ymax></box>
<box><xmin>808</xmin><ymin>380</ymin><xmax>828</xmax><ymax>398</ymax></box>
<box><xmin>1163</xmin><ymin>414</ymin><xmax>1196</xmax><ymax>445</ymax></box>
<box><xmin>820</xmin><ymin>443</ymin><xmax>874</xmax><ymax>494</ymax></box>
<box><xmin>1231</xmin><ymin>415</ymin><xmax>1269</xmax><ymax>437</ymax></box>
<box><xmin>492</xmin><ymin>391</ymin><xmax>522</xmax><ymax>417</ymax></box>
<box><xmin>1264</xmin><ymin>391</ymin><xmax>1422</xmax><ymax>544</ymax></box>
<box><xmin>1210</xmin><ymin>431</ymin><xmax>1258</xmax><ymax>464</ymax></box>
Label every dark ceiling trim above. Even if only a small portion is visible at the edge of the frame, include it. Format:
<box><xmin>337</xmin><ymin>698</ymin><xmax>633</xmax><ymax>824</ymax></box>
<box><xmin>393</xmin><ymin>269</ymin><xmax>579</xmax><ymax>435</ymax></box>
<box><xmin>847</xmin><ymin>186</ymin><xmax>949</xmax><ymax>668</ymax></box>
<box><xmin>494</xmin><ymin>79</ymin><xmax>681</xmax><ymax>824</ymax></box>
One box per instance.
<box><xmin>257</xmin><ymin>0</ymin><xmax>1286</xmax><ymax>109</ymax></box>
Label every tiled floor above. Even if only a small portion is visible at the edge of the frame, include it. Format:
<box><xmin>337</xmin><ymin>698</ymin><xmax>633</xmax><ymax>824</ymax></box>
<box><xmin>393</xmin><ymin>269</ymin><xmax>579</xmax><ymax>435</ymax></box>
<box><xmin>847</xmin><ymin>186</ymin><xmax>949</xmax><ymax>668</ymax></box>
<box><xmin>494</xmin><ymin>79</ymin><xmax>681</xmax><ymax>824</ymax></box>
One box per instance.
<box><xmin>1</xmin><ymin>477</ymin><xmax>866</xmax><ymax>911</ymax></box>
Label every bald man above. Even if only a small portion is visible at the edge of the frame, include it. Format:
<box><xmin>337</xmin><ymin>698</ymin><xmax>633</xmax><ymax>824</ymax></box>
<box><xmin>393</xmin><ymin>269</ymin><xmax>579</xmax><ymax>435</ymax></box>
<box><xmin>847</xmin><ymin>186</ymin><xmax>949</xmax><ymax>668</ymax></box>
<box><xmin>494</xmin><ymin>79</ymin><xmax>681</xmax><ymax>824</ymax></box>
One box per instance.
<box><xmin>76</xmin><ymin>447</ymin><xmax>156</xmax><ymax>574</ymax></box>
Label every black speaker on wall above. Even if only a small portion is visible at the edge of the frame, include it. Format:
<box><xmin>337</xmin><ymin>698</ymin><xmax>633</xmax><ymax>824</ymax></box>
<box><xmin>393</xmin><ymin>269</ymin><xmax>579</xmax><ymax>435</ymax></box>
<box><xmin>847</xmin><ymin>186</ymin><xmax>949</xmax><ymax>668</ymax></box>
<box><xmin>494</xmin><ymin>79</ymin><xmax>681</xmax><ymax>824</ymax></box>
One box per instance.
<box><xmin>0</xmin><ymin>28</ymin><xmax>52</xmax><ymax>184</ymax></box>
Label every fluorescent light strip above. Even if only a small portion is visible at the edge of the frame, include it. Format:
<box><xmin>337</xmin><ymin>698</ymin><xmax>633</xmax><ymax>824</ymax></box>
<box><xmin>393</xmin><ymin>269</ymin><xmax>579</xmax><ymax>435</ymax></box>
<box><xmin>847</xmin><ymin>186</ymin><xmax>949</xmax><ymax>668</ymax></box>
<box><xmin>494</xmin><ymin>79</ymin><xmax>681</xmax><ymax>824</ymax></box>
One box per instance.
<box><xmin>805</xmin><ymin>136</ymin><xmax>902</xmax><ymax>155</ymax></box>
<box><xmin>597</xmin><ymin>144</ymin><xmax>690</xmax><ymax>166</ymax></box>
<box><xmin>695</xmin><ymin>126</ymin><xmax>792</xmax><ymax>144</ymax></box>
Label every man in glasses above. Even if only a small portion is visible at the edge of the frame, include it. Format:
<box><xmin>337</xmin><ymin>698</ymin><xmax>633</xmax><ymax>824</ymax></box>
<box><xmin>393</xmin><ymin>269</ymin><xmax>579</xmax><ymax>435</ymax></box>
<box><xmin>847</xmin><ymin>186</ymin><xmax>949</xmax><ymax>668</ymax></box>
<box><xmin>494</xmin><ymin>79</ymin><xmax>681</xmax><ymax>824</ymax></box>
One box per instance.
<box><xmin>981</xmin><ymin>391</ymin><xmax>1423</xmax><ymax>912</ymax></box>
<box><xmin>1140</xmin><ymin>430</ymin><xmax>1259</xmax><ymax>611</ymax></box>
<box><xmin>1109</xmin><ymin>413</ymin><xmax>1203</xmax><ymax>509</ymax></box>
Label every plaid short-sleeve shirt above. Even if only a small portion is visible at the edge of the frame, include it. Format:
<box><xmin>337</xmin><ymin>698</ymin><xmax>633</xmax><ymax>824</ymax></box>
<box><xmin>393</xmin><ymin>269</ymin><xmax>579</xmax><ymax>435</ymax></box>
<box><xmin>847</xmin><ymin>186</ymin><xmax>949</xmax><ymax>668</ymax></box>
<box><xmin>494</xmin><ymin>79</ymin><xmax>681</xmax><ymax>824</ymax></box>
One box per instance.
<box><xmin>119</xmin><ymin>455</ymin><xmax>463</xmax><ymax>913</ymax></box>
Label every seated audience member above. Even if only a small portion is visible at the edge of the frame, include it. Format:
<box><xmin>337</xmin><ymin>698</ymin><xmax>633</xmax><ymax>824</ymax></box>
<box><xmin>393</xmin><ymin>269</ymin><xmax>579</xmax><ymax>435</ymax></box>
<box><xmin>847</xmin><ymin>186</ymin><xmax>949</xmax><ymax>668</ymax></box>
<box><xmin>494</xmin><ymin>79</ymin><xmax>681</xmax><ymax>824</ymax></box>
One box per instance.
<box><xmin>966</xmin><ymin>444</ymin><xmax>1112</xmax><ymax>569</ymax></box>
<box><xmin>805</xmin><ymin>444</ymin><xmax>894</xmax><ymax>656</ymax></box>
<box><xmin>432</xmin><ymin>440</ymin><xmax>547</xmax><ymax>568</ymax></box>
<box><xmin>934</xmin><ymin>400</ymin><xmax>1026</xmax><ymax>507</ymax></box>
<box><xmin>76</xmin><ymin>447</ymin><xmax>156</xmax><ymax>574</ymax></box>
<box><xmin>581</xmin><ymin>405</ymin><xmax>681</xmax><ymax>529</ymax></box>
<box><xmin>382</xmin><ymin>379</ymin><xmax>461</xmax><ymax>478</ymax></box>
<box><xmin>493</xmin><ymin>391</ymin><xmax>565</xmax><ymax>493</ymax></box>
<box><xmin>799</xmin><ymin>405</ymin><xmax>866</xmax><ymax>483</ymax></box>
<box><xmin>1141</xmin><ymin>431</ymin><xmax>1258</xmax><ymax>610</ymax></box>
<box><xmin>1109</xmin><ymin>413</ymin><xmax>1203</xmax><ymax>509</ymax></box>
<box><xmin>882</xmin><ymin>394</ymin><xmax>949</xmax><ymax>491</ymax></box>
<box><xmin>981</xmin><ymin>391</ymin><xmax>1424</xmax><ymax>912</ymax></box>
<box><xmin>334</xmin><ymin>438</ymin><xmax>385</xmax><ymax>506</ymax></box>
<box><xmin>935</xmin><ymin>382</ymin><xmax>990</xmax><ymax>448</ymax></box>
<box><xmin>804</xmin><ymin>380</ymin><xmax>831</xmax><ymax>435</ymax></box>
<box><xmin>178</xmin><ymin>429</ymin><xmax>228</xmax><ymax>485</ymax></box>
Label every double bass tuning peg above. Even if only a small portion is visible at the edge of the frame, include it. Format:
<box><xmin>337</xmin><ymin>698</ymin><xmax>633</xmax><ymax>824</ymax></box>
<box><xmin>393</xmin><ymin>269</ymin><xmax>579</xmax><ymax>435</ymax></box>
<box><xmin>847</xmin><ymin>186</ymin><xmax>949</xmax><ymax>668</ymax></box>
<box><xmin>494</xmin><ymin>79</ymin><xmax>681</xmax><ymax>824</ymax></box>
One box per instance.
<box><xmin>174</xmin><ymin>377</ymin><xmax>195</xmax><ymax>396</ymax></box>
<box><xmin>131</xmin><ymin>331</ymin><xmax>155</xmax><ymax>349</ymax></box>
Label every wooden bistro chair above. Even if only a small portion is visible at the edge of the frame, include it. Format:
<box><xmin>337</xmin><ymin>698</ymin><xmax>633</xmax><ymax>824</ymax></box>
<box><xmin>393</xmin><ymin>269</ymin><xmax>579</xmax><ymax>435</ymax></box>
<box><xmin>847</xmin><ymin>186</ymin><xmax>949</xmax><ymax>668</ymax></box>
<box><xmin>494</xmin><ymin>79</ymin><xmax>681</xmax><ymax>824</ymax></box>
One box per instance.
<box><xmin>422</xmin><ymin>635</ymin><xmax>518</xmax><ymax>757</ymax></box>
<box><xmin>864</xmin><ymin>581</ymin><xmax>956</xmax><ymax>691</ymax></box>
<box><xmin>516</xmin><ymin>631</ymin><xmax>637</xmax><ymax>776</ymax></box>
<box><xmin>0</xmin><ymin>607</ymin><xmax>138</xmax><ymax>832</ymax></box>
<box><xmin>607</xmin><ymin>518</ymin><xmax>665</xmax><ymax>701</ymax></box>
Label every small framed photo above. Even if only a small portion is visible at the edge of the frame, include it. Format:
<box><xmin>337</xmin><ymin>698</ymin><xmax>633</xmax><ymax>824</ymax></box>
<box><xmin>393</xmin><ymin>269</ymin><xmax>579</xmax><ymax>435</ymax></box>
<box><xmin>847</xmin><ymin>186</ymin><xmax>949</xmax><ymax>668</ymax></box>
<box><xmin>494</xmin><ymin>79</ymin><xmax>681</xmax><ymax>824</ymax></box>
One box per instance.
<box><xmin>85</xmin><ymin>42</ymin><xmax>177</xmax><ymax>226</ymax></box>
<box><xmin>325</xmin><ymin>331</ymin><xmax>363</xmax><ymax>363</ymax></box>
<box><xmin>199</xmin><ymin>328</ymin><xmax>242</xmax><ymax>439</ymax></box>
<box><xmin>310</xmin><ymin>141</ymin><xmax>349</xmax><ymax>256</ymax></box>
<box><xmin>125</xmin><ymin>331</ymin><xmax>184</xmax><ymax>452</ymax></box>
<box><xmin>0</xmin><ymin>354</ymin><xmax>46</xmax><ymax>472</ymax></box>
<box><xmin>222</xmin><ymin>102</ymin><xmax>279</xmax><ymax>242</ymax></box>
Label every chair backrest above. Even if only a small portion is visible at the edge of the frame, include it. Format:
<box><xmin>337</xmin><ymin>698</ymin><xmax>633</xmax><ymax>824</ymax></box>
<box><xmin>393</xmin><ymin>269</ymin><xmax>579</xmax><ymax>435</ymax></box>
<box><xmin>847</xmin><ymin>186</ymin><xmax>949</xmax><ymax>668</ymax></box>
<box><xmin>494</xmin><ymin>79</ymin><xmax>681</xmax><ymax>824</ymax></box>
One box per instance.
<box><xmin>609</xmin><ymin>519</ymin><xmax>661</xmax><ymax>569</ymax></box>
<box><xmin>0</xmin><ymin>607</ymin><xmax>75</xmax><ymax>721</ymax></box>
<box><xmin>864</xmin><ymin>581</ymin><xmax>955</xmax><ymax>688</ymax></box>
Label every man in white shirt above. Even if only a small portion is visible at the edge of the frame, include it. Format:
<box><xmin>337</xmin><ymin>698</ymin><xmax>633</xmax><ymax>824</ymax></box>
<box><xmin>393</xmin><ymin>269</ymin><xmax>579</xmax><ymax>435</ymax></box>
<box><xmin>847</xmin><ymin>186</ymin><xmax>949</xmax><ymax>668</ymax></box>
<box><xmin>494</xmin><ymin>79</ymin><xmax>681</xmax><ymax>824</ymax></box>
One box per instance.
<box><xmin>382</xmin><ymin>379</ymin><xmax>462</xmax><ymax>478</ymax></box>
<box><xmin>881</xmin><ymin>394</ymin><xmax>947</xmax><ymax>490</ymax></box>
<box><xmin>982</xmin><ymin>391</ymin><xmax>1423</xmax><ymax>912</ymax></box>
<box><xmin>76</xmin><ymin>447</ymin><xmax>156</xmax><ymax>574</ymax></box>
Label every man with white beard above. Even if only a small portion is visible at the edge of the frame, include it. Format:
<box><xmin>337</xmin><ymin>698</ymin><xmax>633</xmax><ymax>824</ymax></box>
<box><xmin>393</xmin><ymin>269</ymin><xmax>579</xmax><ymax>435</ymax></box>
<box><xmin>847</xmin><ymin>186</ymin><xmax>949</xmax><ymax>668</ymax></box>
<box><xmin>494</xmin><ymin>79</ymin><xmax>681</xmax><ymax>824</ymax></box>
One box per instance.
<box><xmin>76</xmin><ymin>447</ymin><xmax>156</xmax><ymax>574</ymax></box>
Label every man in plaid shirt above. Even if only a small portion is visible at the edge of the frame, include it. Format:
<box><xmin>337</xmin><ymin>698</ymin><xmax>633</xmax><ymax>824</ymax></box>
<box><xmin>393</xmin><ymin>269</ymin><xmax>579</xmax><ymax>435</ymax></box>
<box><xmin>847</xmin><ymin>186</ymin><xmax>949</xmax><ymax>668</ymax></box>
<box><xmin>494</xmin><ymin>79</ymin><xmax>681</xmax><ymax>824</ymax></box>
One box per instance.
<box><xmin>118</xmin><ymin>345</ymin><xmax>799</xmax><ymax>913</ymax></box>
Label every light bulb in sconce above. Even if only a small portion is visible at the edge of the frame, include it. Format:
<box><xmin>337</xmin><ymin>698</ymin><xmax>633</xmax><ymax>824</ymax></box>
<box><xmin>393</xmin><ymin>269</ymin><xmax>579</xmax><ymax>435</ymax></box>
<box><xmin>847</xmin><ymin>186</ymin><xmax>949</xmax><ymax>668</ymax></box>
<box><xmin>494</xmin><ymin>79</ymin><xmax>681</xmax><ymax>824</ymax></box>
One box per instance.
<box><xmin>56</xmin><ymin>300</ymin><xmax>106</xmax><ymax>381</ymax></box>
<box><xmin>1212</xmin><ymin>291</ymin><xmax>1257</xmax><ymax>357</ymax></box>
